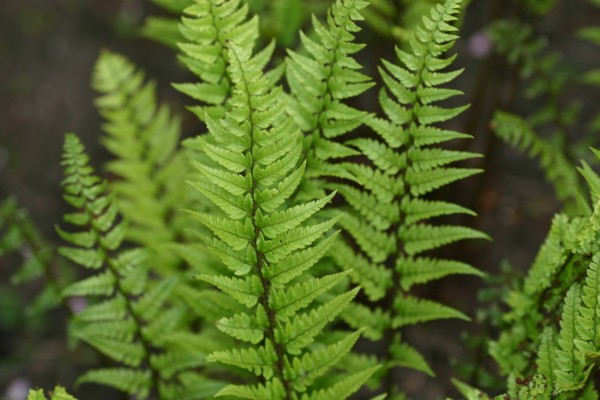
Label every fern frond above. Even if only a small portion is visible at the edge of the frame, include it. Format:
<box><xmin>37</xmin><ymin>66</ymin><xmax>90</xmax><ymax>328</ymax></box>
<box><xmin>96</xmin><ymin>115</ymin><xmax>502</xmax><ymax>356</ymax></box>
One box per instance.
<box><xmin>555</xmin><ymin>284</ymin><xmax>585</xmax><ymax>392</ymax></box>
<box><xmin>493</xmin><ymin>111</ymin><xmax>588</xmax><ymax>215</ymax></box>
<box><xmin>489</xmin><ymin>19</ymin><xmax>589</xmax><ymax>215</ymax></box>
<box><xmin>187</xmin><ymin>42</ymin><xmax>370</xmax><ymax>399</ymax></box>
<box><xmin>92</xmin><ymin>51</ymin><xmax>187</xmax><ymax>274</ymax></box>
<box><xmin>58</xmin><ymin>134</ymin><xmax>220</xmax><ymax>399</ymax></box>
<box><xmin>175</xmin><ymin>0</ymin><xmax>262</xmax><ymax>121</ymax></box>
<box><xmin>575</xmin><ymin>255</ymin><xmax>600</xmax><ymax>357</ymax></box>
<box><xmin>286</xmin><ymin>0</ymin><xmax>373</xmax><ymax>184</ymax></box>
<box><xmin>325</xmin><ymin>0</ymin><xmax>484</xmax><ymax>392</ymax></box>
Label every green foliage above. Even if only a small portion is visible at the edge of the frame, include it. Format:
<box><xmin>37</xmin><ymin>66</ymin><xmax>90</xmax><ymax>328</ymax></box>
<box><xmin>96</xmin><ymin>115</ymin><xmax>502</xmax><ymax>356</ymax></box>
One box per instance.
<box><xmin>57</xmin><ymin>134</ymin><xmax>224</xmax><ymax>399</ymax></box>
<box><xmin>187</xmin><ymin>41</ymin><xmax>374</xmax><ymax>399</ymax></box>
<box><xmin>1</xmin><ymin>197</ymin><xmax>70</xmax><ymax>315</ymax></box>
<box><xmin>486</xmin><ymin>150</ymin><xmax>600</xmax><ymax>399</ymax></box>
<box><xmin>27</xmin><ymin>386</ymin><xmax>79</xmax><ymax>400</ymax></box>
<box><xmin>307</xmin><ymin>0</ymin><xmax>487</xmax><ymax>397</ymax></box>
<box><xmin>489</xmin><ymin>19</ymin><xmax>590</xmax><ymax>215</ymax></box>
<box><xmin>286</xmin><ymin>0</ymin><xmax>373</xmax><ymax>191</ymax></box>
<box><xmin>92</xmin><ymin>50</ymin><xmax>189</xmax><ymax>273</ymax></box>
<box><xmin>14</xmin><ymin>0</ymin><xmax>600</xmax><ymax>399</ymax></box>
<box><xmin>492</xmin><ymin>111</ymin><xmax>589</xmax><ymax>215</ymax></box>
<box><xmin>174</xmin><ymin>0</ymin><xmax>265</xmax><ymax>121</ymax></box>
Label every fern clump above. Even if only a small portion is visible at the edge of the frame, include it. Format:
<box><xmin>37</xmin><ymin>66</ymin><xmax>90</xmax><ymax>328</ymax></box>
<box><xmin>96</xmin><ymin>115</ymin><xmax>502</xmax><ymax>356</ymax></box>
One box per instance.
<box><xmin>485</xmin><ymin>150</ymin><xmax>600</xmax><ymax>398</ymax></box>
<box><xmin>186</xmin><ymin>43</ymin><xmax>376</xmax><ymax>399</ymax></box>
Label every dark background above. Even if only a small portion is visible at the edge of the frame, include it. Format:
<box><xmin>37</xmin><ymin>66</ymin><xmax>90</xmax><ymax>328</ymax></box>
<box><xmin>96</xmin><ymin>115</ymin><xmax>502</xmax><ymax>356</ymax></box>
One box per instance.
<box><xmin>1</xmin><ymin>0</ymin><xmax>599</xmax><ymax>398</ymax></box>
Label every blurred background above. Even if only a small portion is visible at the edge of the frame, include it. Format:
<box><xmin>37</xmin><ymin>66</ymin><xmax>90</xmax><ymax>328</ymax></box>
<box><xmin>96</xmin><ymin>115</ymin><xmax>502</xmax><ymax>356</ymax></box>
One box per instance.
<box><xmin>1</xmin><ymin>0</ymin><xmax>599</xmax><ymax>398</ymax></box>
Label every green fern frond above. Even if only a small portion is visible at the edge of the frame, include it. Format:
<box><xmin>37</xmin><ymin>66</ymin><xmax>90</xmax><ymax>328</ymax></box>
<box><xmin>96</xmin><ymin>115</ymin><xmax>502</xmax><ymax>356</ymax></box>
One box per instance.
<box><xmin>187</xmin><ymin>43</ymin><xmax>372</xmax><ymax>399</ymax></box>
<box><xmin>326</xmin><ymin>0</ymin><xmax>484</xmax><ymax>392</ymax></box>
<box><xmin>493</xmin><ymin>111</ymin><xmax>588</xmax><ymax>215</ymax></box>
<box><xmin>286</xmin><ymin>0</ymin><xmax>373</xmax><ymax>185</ymax></box>
<box><xmin>58</xmin><ymin>134</ymin><xmax>222</xmax><ymax>399</ymax></box>
<box><xmin>92</xmin><ymin>50</ymin><xmax>189</xmax><ymax>274</ymax></box>
<box><xmin>175</xmin><ymin>0</ymin><xmax>264</xmax><ymax>121</ymax></box>
<box><xmin>489</xmin><ymin>20</ymin><xmax>589</xmax><ymax>216</ymax></box>
<box><xmin>555</xmin><ymin>284</ymin><xmax>585</xmax><ymax>392</ymax></box>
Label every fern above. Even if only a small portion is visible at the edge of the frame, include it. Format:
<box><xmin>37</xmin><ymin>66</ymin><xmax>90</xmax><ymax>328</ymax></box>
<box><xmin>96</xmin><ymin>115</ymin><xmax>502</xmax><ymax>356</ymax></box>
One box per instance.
<box><xmin>57</xmin><ymin>133</ymin><xmax>223</xmax><ymax>399</ymax></box>
<box><xmin>286</xmin><ymin>0</ymin><xmax>373</xmax><ymax>190</ymax></box>
<box><xmin>489</xmin><ymin>20</ymin><xmax>589</xmax><ymax>215</ymax></box>
<box><xmin>92</xmin><ymin>50</ymin><xmax>189</xmax><ymax>273</ymax></box>
<box><xmin>318</xmin><ymin>0</ymin><xmax>487</xmax><ymax>396</ymax></box>
<box><xmin>15</xmin><ymin>0</ymin><xmax>600</xmax><ymax>398</ymax></box>
<box><xmin>186</xmin><ymin>42</ymin><xmax>375</xmax><ymax>399</ymax></box>
<box><xmin>492</xmin><ymin>111</ymin><xmax>589</xmax><ymax>215</ymax></box>
<box><xmin>488</xmin><ymin>150</ymin><xmax>600</xmax><ymax>399</ymax></box>
<box><xmin>2</xmin><ymin>197</ymin><xmax>71</xmax><ymax>315</ymax></box>
<box><xmin>174</xmin><ymin>0</ymin><xmax>265</xmax><ymax>121</ymax></box>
